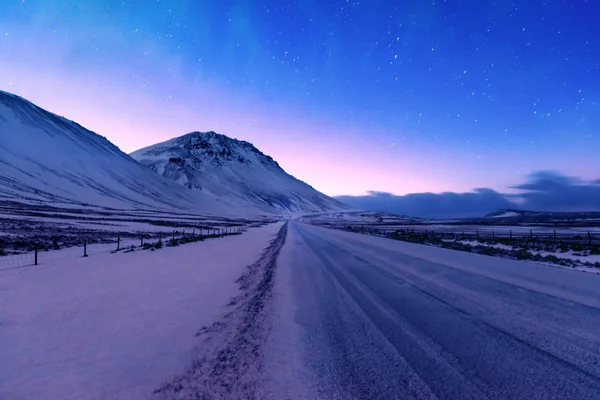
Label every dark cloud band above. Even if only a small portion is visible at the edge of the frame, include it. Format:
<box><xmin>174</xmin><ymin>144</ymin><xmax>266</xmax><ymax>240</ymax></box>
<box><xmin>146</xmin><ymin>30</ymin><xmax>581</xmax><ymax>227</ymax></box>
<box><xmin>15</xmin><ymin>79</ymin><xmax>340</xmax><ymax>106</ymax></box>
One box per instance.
<box><xmin>335</xmin><ymin>171</ymin><xmax>600</xmax><ymax>219</ymax></box>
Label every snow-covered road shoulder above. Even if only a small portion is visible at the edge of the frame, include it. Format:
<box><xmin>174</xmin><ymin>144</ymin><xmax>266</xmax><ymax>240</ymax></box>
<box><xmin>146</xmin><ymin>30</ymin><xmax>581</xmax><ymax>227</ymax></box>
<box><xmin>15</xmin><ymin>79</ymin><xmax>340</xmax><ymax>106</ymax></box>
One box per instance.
<box><xmin>153</xmin><ymin>222</ymin><xmax>288</xmax><ymax>400</ymax></box>
<box><xmin>0</xmin><ymin>221</ymin><xmax>284</xmax><ymax>400</ymax></box>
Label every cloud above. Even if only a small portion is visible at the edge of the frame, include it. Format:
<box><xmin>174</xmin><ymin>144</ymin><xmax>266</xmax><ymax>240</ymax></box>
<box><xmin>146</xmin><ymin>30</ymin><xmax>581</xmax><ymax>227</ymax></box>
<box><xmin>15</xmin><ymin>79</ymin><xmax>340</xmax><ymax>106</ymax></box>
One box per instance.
<box><xmin>512</xmin><ymin>171</ymin><xmax>600</xmax><ymax>212</ymax></box>
<box><xmin>336</xmin><ymin>188</ymin><xmax>513</xmax><ymax>219</ymax></box>
<box><xmin>335</xmin><ymin>171</ymin><xmax>600</xmax><ymax>219</ymax></box>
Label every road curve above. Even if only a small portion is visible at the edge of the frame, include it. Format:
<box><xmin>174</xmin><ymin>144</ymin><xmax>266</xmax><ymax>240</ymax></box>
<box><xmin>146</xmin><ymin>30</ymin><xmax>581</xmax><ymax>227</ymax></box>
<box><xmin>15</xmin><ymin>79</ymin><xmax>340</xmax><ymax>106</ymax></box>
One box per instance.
<box><xmin>279</xmin><ymin>221</ymin><xmax>600</xmax><ymax>399</ymax></box>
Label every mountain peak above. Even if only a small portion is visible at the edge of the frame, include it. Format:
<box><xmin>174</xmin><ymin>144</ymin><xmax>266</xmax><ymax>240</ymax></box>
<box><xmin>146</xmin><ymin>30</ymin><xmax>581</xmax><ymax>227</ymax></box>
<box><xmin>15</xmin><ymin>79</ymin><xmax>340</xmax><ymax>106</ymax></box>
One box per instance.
<box><xmin>131</xmin><ymin>131</ymin><xmax>347</xmax><ymax>213</ymax></box>
<box><xmin>135</xmin><ymin>130</ymin><xmax>280</xmax><ymax>169</ymax></box>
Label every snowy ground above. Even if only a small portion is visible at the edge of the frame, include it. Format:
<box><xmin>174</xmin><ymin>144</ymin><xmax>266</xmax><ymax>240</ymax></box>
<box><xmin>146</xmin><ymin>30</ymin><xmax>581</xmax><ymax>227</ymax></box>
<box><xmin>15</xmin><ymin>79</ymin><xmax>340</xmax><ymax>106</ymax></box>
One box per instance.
<box><xmin>0</xmin><ymin>201</ymin><xmax>277</xmax><ymax>262</ymax></box>
<box><xmin>305</xmin><ymin>211</ymin><xmax>600</xmax><ymax>235</ymax></box>
<box><xmin>450</xmin><ymin>239</ymin><xmax>600</xmax><ymax>264</ymax></box>
<box><xmin>0</xmin><ymin>221</ymin><xmax>283</xmax><ymax>400</ymax></box>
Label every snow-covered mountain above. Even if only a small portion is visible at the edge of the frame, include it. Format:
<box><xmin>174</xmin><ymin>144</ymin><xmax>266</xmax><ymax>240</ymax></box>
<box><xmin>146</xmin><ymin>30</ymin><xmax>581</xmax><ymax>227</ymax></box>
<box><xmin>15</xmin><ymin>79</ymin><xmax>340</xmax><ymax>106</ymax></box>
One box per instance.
<box><xmin>0</xmin><ymin>90</ymin><xmax>345</xmax><ymax>215</ymax></box>
<box><xmin>0</xmin><ymin>90</ymin><xmax>259</xmax><ymax>214</ymax></box>
<box><xmin>130</xmin><ymin>131</ymin><xmax>348</xmax><ymax>213</ymax></box>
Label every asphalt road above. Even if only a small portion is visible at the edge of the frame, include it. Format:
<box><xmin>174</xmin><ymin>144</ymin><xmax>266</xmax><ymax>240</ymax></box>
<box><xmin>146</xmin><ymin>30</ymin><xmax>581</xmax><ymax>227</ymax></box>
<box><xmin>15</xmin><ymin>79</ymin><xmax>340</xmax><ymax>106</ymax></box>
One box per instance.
<box><xmin>281</xmin><ymin>221</ymin><xmax>600</xmax><ymax>399</ymax></box>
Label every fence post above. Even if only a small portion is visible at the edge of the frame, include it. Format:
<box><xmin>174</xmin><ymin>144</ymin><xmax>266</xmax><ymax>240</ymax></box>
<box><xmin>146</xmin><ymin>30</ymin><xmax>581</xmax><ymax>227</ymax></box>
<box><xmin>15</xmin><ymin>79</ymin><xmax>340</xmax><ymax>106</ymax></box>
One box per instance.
<box><xmin>529</xmin><ymin>229</ymin><xmax>533</xmax><ymax>241</ymax></box>
<box><xmin>141</xmin><ymin>233</ymin><xmax>144</xmax><ymax>247</ymax></box>
<box><xmin>117</xmin><ymin>236</ymin><xmax>120</xmax><ymax>251</ymax></box>
<box><xmin>34</xmin><ymin>244</ymin><xmax>38</xmax><ymax>266</ymax></box>
<box><xmin>193</xmin><ymin>228</ymin><xmax>195</xmax><ymax>238</ymax></box>
<box><xmin>159</xmin><ymin>232</ymin><xmax>162</xmax><ymax>244</ymax></box>
<box><xmin>83</xmin><ymin>240</ymin><xmax>88</xmax><ymax>257</ymax></box>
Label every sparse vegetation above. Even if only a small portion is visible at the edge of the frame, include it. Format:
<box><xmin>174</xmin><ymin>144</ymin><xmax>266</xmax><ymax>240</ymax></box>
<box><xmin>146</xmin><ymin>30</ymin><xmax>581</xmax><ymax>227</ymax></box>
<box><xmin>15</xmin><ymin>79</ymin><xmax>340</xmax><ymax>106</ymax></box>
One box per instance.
<box><xmin>337</xmin><ymin>225</ymin><xmax>600</xmax><ymax>270</ymax></box>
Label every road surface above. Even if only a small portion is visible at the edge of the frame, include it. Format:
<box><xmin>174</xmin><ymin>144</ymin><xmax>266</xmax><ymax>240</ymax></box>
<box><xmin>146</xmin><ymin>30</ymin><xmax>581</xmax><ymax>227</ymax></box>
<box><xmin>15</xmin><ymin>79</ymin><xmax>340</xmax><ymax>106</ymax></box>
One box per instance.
<box><xmin>278</xmin><ymin>221</ymin><xmax>600</xmax><ymax>399</ymax></box>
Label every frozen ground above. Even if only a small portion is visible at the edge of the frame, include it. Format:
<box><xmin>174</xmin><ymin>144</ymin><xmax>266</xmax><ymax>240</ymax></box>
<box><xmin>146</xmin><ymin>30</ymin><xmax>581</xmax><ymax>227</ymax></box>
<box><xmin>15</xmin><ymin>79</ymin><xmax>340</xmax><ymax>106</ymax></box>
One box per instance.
<box><xmin>0</xmin><ymin>221</ymin><xmax>283</xmax><ymax>400</ymax></box>
<box><xmin>305</xmin><ymin>212</ymin><xmax>600</xmax><ymax>271</ymax></box>
<box><xmin>451</xmin><ymin>239</ymin><xmax>600</xmax><ymax>264</ymax></box>
<box><xmin>0</xmin><ymin>200</ymin><xmax>277</xmax><ymax>261</ymax></box>
<box><xmin>305</xmin><ymin>211</ymin><xmax>600</xmax><ymax>234</ymax></box>
<box><xmin>4</xmin><ymin>214</ymin><xmax>600</xmax><ymax>400</ymax></box>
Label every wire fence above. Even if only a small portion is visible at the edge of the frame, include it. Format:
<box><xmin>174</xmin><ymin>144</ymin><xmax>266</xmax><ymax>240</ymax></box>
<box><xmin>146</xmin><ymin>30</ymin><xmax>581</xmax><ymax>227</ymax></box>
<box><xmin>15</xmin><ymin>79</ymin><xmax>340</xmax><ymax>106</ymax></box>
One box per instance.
<box><xmin>337</xmin><ymin>225</ymin><xmax>600</xmax><ymax>245</ymax></box>
<box><xmin>0</xmin><ymin>226</ymin><xmax>247</xmax><ymax>272</ymax></box>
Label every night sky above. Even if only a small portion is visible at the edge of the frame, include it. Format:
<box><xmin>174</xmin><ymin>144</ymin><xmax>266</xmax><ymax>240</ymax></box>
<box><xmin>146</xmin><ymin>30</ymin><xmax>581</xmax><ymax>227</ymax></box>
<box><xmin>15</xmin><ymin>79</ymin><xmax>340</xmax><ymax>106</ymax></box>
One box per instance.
<box><xmin>1</xmin><ymin>0</ymin><xmax>599</xmax><ymax>202</ymax></box>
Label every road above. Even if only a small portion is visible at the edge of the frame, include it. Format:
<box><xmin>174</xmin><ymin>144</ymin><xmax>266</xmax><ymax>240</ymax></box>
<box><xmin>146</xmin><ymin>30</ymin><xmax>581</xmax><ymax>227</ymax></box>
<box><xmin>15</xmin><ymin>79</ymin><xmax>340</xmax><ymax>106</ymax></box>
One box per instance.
<box><xmin>278</xmin><ymin>221</ymin><xmax>600</xmax><ymax>399</ymax></box>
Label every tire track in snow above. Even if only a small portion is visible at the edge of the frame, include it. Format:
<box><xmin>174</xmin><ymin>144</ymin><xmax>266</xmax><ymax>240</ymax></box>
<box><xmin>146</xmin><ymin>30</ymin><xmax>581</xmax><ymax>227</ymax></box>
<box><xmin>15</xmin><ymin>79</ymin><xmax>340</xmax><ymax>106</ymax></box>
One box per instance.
<box><xmin>153</xmin><ymin>222</ymin><xmax>288</xmax><ymax>400</ymax></box>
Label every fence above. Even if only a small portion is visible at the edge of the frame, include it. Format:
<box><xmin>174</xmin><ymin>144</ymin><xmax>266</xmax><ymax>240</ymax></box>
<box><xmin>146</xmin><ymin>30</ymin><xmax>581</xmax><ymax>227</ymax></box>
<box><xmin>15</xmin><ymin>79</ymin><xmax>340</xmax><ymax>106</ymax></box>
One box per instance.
<box><xmin>338</xmin><ymin>225</ymin><xmax>600</xmax><ymax>246</ymax></box>
<box><xmin>0</xmin><ymin>226</ymin><xmax>247</xmax><ymax>272</ymax></box>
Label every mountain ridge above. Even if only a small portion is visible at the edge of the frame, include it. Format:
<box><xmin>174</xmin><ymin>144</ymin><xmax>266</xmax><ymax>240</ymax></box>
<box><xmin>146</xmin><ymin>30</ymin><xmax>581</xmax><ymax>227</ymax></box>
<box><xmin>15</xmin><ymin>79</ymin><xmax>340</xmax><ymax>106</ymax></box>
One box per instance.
<box><xmin>130</xmin><ymin>131</ymin><xmax>348</xmax><ymax>213</ymax></box>
<box><xmin>0</xmin><ymin>90</ymin><xmax>346</xmax><ymax>215</ymax></box>
<box><xmin>0</xmin><ymin>90</ymin><xmax>240</xmax><ymax>213</ymax></box>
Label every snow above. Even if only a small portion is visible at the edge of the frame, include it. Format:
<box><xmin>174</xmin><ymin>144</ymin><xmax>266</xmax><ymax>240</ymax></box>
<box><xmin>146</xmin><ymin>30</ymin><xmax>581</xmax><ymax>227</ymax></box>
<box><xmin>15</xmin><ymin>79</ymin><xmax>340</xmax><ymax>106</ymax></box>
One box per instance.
<box><xmin>532</xmin><ymin>250</ymin><xmax>600</xmax><ymax>264</ymax></box>
<box><xmin>445</xmin><ymin>239</ymin><xmax>514</xmax><ymax>251</ymax></box>
<box><xmin>301</xmin><ymin>225</ymin><xmax>600</xmax><ymax>308</ymax></box>
<box><xmin>130</xmin><ymin>131</ymin><xmax>348</xmax><ymax>214</ymax></box>
<box><xmin>455</xmin><ymin>240</ymin><xmax>600</xmax><ymax>264</ymax></box>
<box><xmin>489</xmin><ymin>211</ymin><xmax>520</xmax><ymax>218</ymax></box>
<box><xmin>379</xmin><ymin>224</ymin><xmax>600</xmax><ymax>235</ymax></box>
<box><xmin>259</xmin><ymin>226</ymin><xmax>319</xmax><ymax>399</ymax></box>
<box><xmin>282</xmin><ymin>222</ymin><xmax>600</xmax><ymax>398</ymax></box>
<box><xmin>0</xmin><ymin>90</ymin><xmax>343</xmax><ymax>217</ymax></box>
<box><xmin>0</xmin><ymin>221</ymin><xmax>284</xmax><ymax>400</ymax></box>
<box><xmin>438</xmin><ymin>239</ymin><xmax>600</xmax><ymax>266</ymax></box>
<box><xmin>0</xmin><ymin>210</ymin><xmax>252</xmax><ymax>236</ymax></box>
<box><xmin>0</xmin><ymin>91</ymin><xmax>264</xmax><ymax>216</ymax></box>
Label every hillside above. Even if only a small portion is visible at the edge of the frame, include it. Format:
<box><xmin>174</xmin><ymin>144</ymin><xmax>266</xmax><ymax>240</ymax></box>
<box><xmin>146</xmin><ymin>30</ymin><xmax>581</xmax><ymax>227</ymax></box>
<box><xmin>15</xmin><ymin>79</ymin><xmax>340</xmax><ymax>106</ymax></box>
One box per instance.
<box><xmin>0</xmin><ymin>91</ymin><xmax>253</xmax><ymax>214</ymax></box>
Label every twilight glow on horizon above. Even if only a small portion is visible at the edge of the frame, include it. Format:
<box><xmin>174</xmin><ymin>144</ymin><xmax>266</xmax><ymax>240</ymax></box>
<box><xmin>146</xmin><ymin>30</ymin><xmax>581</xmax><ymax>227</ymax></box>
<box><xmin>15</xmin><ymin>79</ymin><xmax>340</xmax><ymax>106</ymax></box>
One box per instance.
<box><xmin>1</xmin><ymin>0</ymin><xmax>599</xmax><ymax>198</ymax></box>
